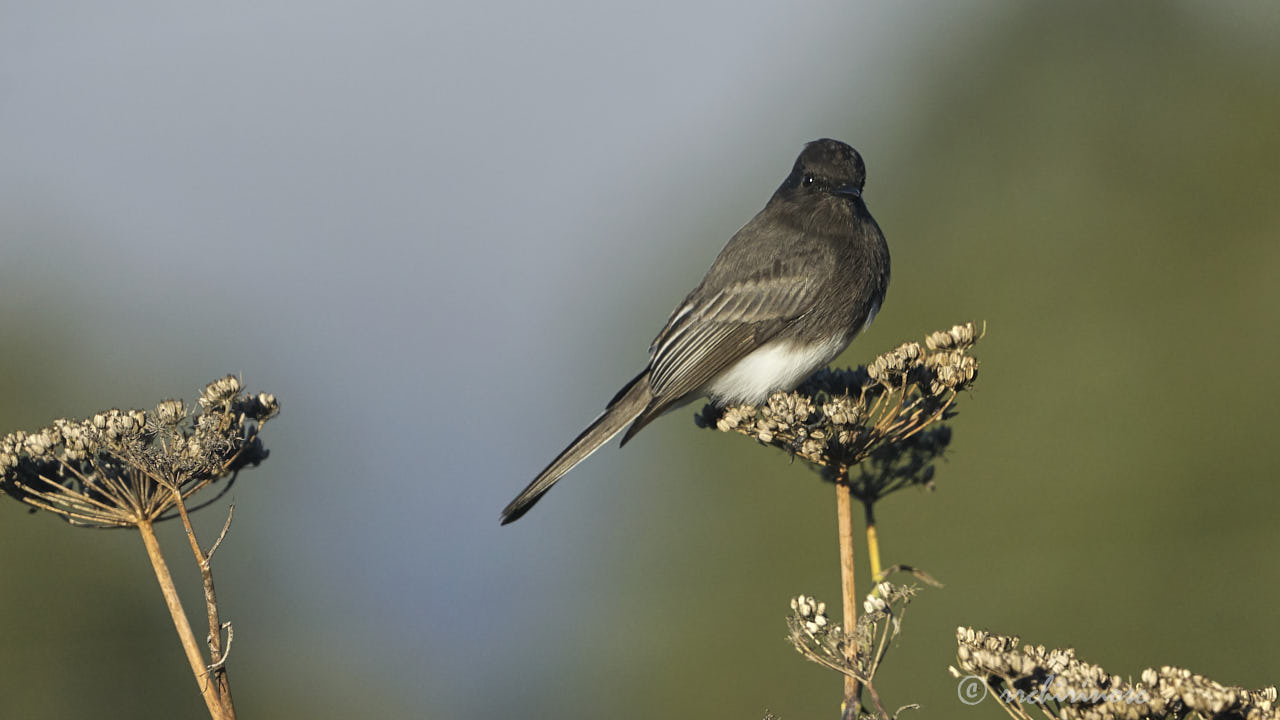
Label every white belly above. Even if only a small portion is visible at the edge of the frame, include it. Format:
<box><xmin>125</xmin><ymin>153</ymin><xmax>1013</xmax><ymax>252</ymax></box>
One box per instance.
<box><xmin>704</xmin><ymin>334</ymin><xmax>848</xmax><ymax>405</ymax></box>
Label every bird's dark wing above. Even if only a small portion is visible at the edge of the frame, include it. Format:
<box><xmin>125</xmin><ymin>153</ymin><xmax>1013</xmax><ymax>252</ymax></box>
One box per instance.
<box><xmin>649</xmin><ymin>277</ymin><xmax>813</xmax><ymax>393</ymax></box>
<box><xmin>646</xmin><ymin>273</ymin><xmax>821</xmax><ymax>401</ymax></box>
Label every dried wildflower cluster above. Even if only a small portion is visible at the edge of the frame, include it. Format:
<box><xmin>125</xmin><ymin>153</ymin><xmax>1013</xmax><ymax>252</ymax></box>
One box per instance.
<box><xmin>787</xmin><ymin>584</ymin><xmax>918</xmax><ymax>685</ymax></box>
<box><xmin>951</xmin><ymin>627</ymin><xmax>1279</xmax><ymax>720</ymax></box>
<box><xmin>696</xmin><ymin>323</ymin><xmax>980</xmax><ymax>497</ymax></box>
<box><xmin>0</xmin><ymin>376</ymin><xmax>278</xmax><ymax>528</ymax></box>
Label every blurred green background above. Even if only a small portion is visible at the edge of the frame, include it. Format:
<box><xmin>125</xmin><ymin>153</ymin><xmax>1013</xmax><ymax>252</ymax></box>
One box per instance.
<box><xmin>2</xmin><ymin>2</ymin><xmax>1277</xmax><ymax>719</ymax></box>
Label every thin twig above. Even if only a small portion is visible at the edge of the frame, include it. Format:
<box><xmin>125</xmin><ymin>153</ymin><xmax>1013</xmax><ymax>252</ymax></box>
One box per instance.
<box><xmin>864</xmin><ymin>681</ymin><xmax>893</xmax><ymax>720</ymax></box>
<box><xmin>876</xmin><ymin>564</ymin><xmax>943</xmax><ymax>588</ymax></box>
<box><xmin>208</xmin><ymin>622</ymin><xmax>234</xmax><ymax>672</ymax></box>
<box><xmin>868</xmin><ymin>602</ymin><xmax>898</xmax><ymax>680</ymax></box>
<box><xmin>175</xmin><ymin>471</ymin><xmax>240</xmax><ymax>518</ymax></box>
<box><xmin>167</xmin><ymin>481</ymin><xmax>237</xmax><ymax>720</ymax></box>
<box><xmin>205</xmin><ymin>504</ymin><xmax>235</xmax><ymax>561</ymax></box>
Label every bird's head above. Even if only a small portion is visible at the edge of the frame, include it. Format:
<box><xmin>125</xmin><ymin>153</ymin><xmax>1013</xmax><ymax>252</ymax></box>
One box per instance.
<box><xmin>784</xmin><ymin>138</ymin><xmax>867</xmax><ymax>200</ymax></box>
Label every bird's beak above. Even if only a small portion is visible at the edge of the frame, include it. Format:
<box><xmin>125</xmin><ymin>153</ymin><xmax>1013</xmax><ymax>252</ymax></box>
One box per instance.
<box><xmin>832</xmin><ymin>184</ymin><xmax>862</xmax><ymax>199</ymax></box>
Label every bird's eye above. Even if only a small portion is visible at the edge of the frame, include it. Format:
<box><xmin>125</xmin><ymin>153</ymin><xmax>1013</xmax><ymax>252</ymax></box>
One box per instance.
<box><xmin>802</xmin><ymin>173</ymin><xmax>815</xmax><ymax>186</ymax></box>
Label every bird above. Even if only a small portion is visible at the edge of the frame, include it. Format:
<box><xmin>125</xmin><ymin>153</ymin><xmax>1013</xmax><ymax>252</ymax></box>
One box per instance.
<box><xmin>501</xmin><ymin>139</ymin><xmax>890</xmax><ymax>525</ymax></box>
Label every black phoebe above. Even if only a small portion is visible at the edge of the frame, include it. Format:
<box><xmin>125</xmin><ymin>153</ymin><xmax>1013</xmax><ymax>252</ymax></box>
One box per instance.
<box><xmin>501</xmin><ymin>139</ymin><xmax>890</xmax><ymax>524</ymax></box>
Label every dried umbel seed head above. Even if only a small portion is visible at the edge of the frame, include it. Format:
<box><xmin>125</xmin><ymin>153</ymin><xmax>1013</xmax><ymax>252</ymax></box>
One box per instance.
<box><xmin>23</xmin><ymin>431</ymin><xmax>56</xmax><ymax>459</ymax></box>
<box><xmin>257</xmin><ymin>393</ymin><xmax>279</xmax><ymax>415</ymax></box>
<box><xmin>199</xmin><ymin>375</ymin><xmax>242</xmax><ymax>409</ymax></box>
<box><xmin>765</xmin><ymin>393</ymin><xmax>814</xmax><ymax>426</ymax></box>
<box><xmin>925</xmin><ymin>323</ymin><xmax>980</xmax><ymax>352</ymax></box>
<box><xmin>951</xmin><ymin>627</ymin><xmax>1279</xmax><ymax>720</ymax></box>
<box><xmin>232</xmin><ymin>392</ymin><xmax>280</xmax><ymax>423</ymax></box>
<box><xmin>924</xmin><ymin>351</ymin><xmax>978</xmax><ymax>395</ymax></box>
<box><xmin>58</xmin><ymin>422</ymin><xmax>94</xmax><ymax>462</ymax></box>
<box><xmin>791</xmin><ymin>595</ymin><xmax>825</xmax><ymax>619</ymax></box>
<box><xmin>863</xmin><ymin>594</ymin><xmax>888</xmax><ymax>615</ymax></box>
<box><xmin>822</xmin><ymin>396</ymin><xmax>862</xmax><ymax>425</ymax></box>
<box><xmin>91</xmin><ymin>409</ymin><xmax>147</xmax><ymax>442</ymax></box>
<box><xmin>154</xmin><ymin>399</ymin><xmax>187</xmax><ymax>427</ymax></box>
<box><xmin>696</xmin><ymin>324</ymin><xmax>980</xmax><ymax>503</ymax></box>
<box><xmin>788</xmin><ymin>585</ymin><xmax>919</xmax><ymax>684</ymax></box>
<box><xmin>0</xmin><ymin>377</ymin><xmax>279</xmax><ymax>528</ymax></box>
<box><xmin>789</xmin><ymin>595</ymin><xmax>830</xmax><ymax>636</ymax></box>
<box><xmin>867</xmin><ymin>342</ymin><xmax>923</xmax><ymax>384</ymax></box>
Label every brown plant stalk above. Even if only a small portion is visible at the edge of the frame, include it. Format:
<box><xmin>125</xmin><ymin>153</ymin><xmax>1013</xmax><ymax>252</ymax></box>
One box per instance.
<box><xmin>138</xmin><ymin>518</ymin><xmax>228</xmax><ymax>720</ymax></box>
<box><xmin>836</xmin><ymin>474</ymin><xmax>860</xmax><ymax>719</ymax></box>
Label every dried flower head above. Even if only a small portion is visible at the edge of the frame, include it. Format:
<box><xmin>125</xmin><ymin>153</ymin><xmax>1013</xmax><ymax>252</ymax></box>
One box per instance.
<box><xmin>787</xmin><ymin>584</ymin><xmax>919</xmax><ymax>685</ymax></box>
<box><xmin>0</xmin><ymin>375</ymin><xmax>279</xmax><ymax>528</ymax></box>
<box><xmin>696</xmin><ymin>323</ymin><xmax>981</xmax><ymax>501</ymax></box>
<box><xmin>951</xmin><ymin>627</ymin><xmax>1279</xmax><ymax>720</ymax></box>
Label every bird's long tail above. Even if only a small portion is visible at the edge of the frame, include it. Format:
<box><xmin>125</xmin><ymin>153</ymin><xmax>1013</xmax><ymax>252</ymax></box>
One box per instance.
<box><xmin>500</xmin><ymin>371</ymin><xmax>652</xmax><ymax>525</ymax></box>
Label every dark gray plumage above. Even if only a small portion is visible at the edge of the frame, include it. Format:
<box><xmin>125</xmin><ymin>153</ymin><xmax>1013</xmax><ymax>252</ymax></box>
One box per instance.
<box><xmin>501</xmin><ymin>139</ymin><xmax>890</xmax><ymax>524</ymax></box>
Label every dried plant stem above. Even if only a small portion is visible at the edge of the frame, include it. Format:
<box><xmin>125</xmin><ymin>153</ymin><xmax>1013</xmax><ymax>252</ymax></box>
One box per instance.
<box><xmin>137</xmin><ymin>519</ymin><xmax>227</xmax><ymax>720</ymax></box>
<box><xmin>864</xmin><ymin>682</ymin><xmax>892</xmax><ymax>720</ymax></box>
<box><xmin>863</xmin><ymin>501</ymin><xmax>882</xmax><ymax>582</ymax></box>
<box><xmin>836</xmin><ymin>476</ymin><xmax>860</xmax><ymax>720</ymax></box>
<box><xmin>169</xmin><ymin>485</ymin><xmax>237</xmax><ymax>720</ymax></box>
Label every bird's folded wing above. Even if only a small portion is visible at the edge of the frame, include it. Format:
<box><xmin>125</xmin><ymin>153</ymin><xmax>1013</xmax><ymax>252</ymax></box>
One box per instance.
<box><xmin>646</xmin><ymin>275</ymin><xmax>818</xmax><ymax>402</ymax></box>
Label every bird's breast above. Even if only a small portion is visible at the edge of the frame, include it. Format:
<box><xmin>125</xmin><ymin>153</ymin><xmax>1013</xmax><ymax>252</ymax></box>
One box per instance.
<box><xmin>704</xmin><ymin>334</ymin><xmax>849</xmax><ymax>406</ymax></box>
